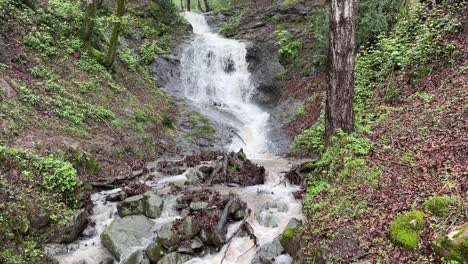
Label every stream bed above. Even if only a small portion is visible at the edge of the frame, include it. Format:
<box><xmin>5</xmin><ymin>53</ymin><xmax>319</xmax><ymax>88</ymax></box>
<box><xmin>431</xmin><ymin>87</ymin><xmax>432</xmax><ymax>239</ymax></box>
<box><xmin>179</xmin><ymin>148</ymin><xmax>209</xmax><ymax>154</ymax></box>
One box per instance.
<box><xmin>47</xmin><ymin>12</ymin><xmax>304</xmax><ymax>264</ymax></box>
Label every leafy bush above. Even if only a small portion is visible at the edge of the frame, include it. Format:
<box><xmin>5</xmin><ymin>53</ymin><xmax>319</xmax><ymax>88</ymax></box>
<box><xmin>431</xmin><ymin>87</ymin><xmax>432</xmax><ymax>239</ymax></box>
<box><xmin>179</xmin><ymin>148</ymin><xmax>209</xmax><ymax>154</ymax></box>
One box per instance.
<box><xmin>119</xmin><ymin>47</ymin><xmax>138</xmax><ymax>70</ymax></box>
<box><xmin>219</xmin><ymin>20</ymin><xmax>240</xmax><ymax>34</ymax></box>
<box><xmin>275</xmin><ymin>29</ymin><xmax>300</xmax><ymax>64</ymax></box>
<box><xmin>139</xmin><ymin>40</ymin><xmax>167</xmax><ymax>65</ymax></box>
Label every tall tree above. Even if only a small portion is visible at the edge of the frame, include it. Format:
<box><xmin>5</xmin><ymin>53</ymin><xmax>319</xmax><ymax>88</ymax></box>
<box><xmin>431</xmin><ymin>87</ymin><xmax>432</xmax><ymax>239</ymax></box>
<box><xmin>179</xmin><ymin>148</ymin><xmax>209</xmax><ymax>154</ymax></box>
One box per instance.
<box><xmin>197</xmin><ymin>0</ymin><xmax>204</xmax><ymax>12</ymax></box>
<box><xmin>180</xmin><ymin>0</ymin><xmax>184</xmax><ymax>10</ymax></box>
<box><xmin>325</xmin><ymin>0</ymin><xmax>356</xmax><ymax>145</ymax></box>
<box><xmin>186</xmin><ymin>0</ymin><xmax>191</xmax><ymax>11</ymax></box>
<box><xmin>203</xmin><ymin>0</ymin><xmax>210</xmax><ymax>12</ymax></box>
<box><xmin>80</xmin><ymin>0</ymin><xmax>96</xmax><ymax>47</ymax></box>
<box><xmin>102</xmin><ymin>0</ymin><xmax>126</xmax><ymax>67</ymax></box>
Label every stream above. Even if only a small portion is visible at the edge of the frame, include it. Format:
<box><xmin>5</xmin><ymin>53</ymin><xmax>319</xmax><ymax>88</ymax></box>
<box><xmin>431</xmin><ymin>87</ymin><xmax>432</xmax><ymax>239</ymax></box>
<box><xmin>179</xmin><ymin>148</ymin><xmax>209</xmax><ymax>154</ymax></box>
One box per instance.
<box><xmin>48</xmin><ymin>12</ymin><xmax>303</xmax><ymax>264</ymax></box>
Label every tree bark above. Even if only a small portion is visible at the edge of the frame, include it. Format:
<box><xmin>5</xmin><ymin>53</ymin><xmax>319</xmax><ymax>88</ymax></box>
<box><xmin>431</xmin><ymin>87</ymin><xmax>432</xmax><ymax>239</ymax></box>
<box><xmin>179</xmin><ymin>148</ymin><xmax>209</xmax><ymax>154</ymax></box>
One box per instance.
<box><xmin>186</xmin><ymin>0</ymin><xmax>191</xmax><ymax>11</ymax></box>
<box><xmin>103</xmin><ymin>0</ymin><xmax>126</xmax><ymax>67</ymax></box>
<box><xmin>180</xmin><ymin>0</ymin><xmax>184</xmax><ymax>10</ymax></box>
<box><xmin>80</xmin><ymin>0</ymin><xmax>96</xmax><ymax>46</ymax></box>
<box><xmin>203</xmin><ymin>0</ymin><xmax>211</xmax><ymax>12</ymax></box>
<box><xmin>197</xmin><ymin>0</ymin><xmax>204</xmax><ymax>12</ymax></box>
<box><xmin>325</xmin><ymin>0</ymin><xmax>356</xmax><ymax>145</ymax></box>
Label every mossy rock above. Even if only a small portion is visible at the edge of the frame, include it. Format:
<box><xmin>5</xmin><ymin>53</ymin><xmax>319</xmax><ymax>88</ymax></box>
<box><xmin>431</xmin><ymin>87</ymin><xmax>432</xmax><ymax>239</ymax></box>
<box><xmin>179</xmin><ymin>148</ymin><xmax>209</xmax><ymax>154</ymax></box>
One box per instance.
<box><xmin>423</xmin><ymin>196</ymin><xmax>455</xmax><ymax>217</ymax></box>
<box><xmin>389</xmin><ymin>210</ymin><xmax>425</xmax><ymax>249</ymax></box>
<box><xmin>432</xmin><ymin>223</ymin><xmax>468</xmax><ymax>263</ymax></box>
<box><xmin>145</xmin><ymin>242</ymin><xmax>166</xmax><ymax>263</ymax></box>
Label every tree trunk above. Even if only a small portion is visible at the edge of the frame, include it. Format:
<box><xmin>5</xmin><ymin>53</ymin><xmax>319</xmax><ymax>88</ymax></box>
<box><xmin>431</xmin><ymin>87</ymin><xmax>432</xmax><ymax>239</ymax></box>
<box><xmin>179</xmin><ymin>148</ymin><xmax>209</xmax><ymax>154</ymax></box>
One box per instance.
<box><xmin>180</xmin><ymin>0</ymin><xmax>184</xmax><ymax>11</ymax></box>
<box><xmin>197</xmin><ymin>0</ymin><xmax>204</xmax><ymax>12</ymax></box>
<box><xmin>325</xmin><ymin>0</ymin><xmax>356</xmax><ymax>145</ymax></box>
<box><xmin>80</xmin><ymin>0</ymin><xmax>96</xmax><ymax>46</ymax></box>
<box><xmin>186</xmin><ymin>0</ymin><xmax>191</xmax><ymax>11</ymax></box>
<box><xmin>102</xmin><ymin>0</ymin><xmax>126</xmax><ymax>67</ymax></box>
<box><xmin>203</xmin><ymin>0</ymin><xmax>211</xmax><ymax>12</ymax></box>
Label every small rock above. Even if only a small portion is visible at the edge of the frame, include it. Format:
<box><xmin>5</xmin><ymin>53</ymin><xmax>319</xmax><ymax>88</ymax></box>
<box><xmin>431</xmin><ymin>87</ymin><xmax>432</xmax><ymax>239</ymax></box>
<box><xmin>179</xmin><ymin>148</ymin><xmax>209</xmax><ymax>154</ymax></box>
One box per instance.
<box><xmin>99</xmin><ymin>257</ymin><xmax>115</xmax><ymax>264</ymax></box>
<box><xmin>106</xmin><ymin>191</ymin><xmax>128</xmax><ymax>202</ymax></box>
<box><xmin>233</xmin><ymin>209</ymin><xmax>245</xmax><ymax>221</ymax></box>
<box><xmin>177</xmin><ymin>246</ymin><xmax>194</xmax><ymax>255</ymax></box>
<box><xmin>53</xmin><ymin>209</ymin><xmax>88</xmax><ymax>243</ymax></box>
<box><xmin>145</xmin><ymin>242</ymin><xmax>165</xmax><ymax>263</ymax></box>
<box><xmin>158</xmin><ymin>252</ymin><xmax>192</xmax><ymax>264</ymax></box>
<box><xmin>123</xmin><ymin>250</ymin><xmax>150</xmax><ymax>264</ymax></box>
<box><xmin>143</xmin><ymin>192</ymin><xmax>164</xmax><ymax>219</ymax></box>
<box><xmin>251</xmin><ymin>237</ymin><xmax>284</xmax><ymax>264</ymax></box>
<box><xmin>82</xmin><ymin>226</ymin><xmax>97</xmax><ymax>238</ymax></box>
<box><xmin>190</xmin><ymin>201</ymin><xmax>208</xmax><ymax>211</ymax></box>
<box><xmin>157</xmin><ymin>223</ymin><xmax>180</xmax><ymax>249</ymax></box>
<box><xmin>117</xmin><ymin>195</ymin><xmax>145</xmax><ymax>217</ymax></box>
<box><xmin>190</xmin><ymin>237</ymin><xmax>204</xmax><ymax>251</ymax></box>
<box><xmin>178</xmin><ymin>216</ymin><xmax>200</xmax><ymax>238</ymax></box>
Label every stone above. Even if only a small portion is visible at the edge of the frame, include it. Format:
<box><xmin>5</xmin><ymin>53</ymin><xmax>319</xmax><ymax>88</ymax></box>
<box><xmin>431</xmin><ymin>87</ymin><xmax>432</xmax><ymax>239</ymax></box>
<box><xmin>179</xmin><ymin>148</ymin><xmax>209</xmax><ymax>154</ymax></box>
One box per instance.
<box><xmin>279</xmin><ymin>218</ymin><xmax>302</xmax><ymax>259</ymax></box>
<box><xmin>251</xmin><ymin>237</ymin><xmax>284</xmax><ymax>264</ymax></box>
<box><xmin>28</xmin><ymin>206</ymin><xmax>50</xmax><ymax>230</ymax></box>
<box><xmin>82</xmin><ymin>226</ymin><xmax>97</xmax><ymax>238</ymax></box>
<box><xmin>190</xmin><ymin>237</ymin><xmax>204</xmax><ymax>251</ymax></box>
<box><xmin>190</xmin><ymin>201</ymin><xmax>209</xmax><ymax>211</ymax></box>
<box><xmin>157</xmin><ymin>223</ymin><xmax>180</xmax><ymax>249</ymax></box>
<box><xmin>0</xmin><ymin>78</ymin><xmax>16</xmax><ymax>99</ymax></box>
<box><xmin>143</xmin><ymin>192</ymin><xmax>164</xmax><ymax>219</ymax></box>
<box><xmin>53</xmin><ymin>209</ymin><xmax>88</xmax><ymax>243</ymax></box>
<box><xmin>123</xmin><ymin>250</ymin><xmax>150</xmax><ymax>264</ymax></box>
<box><xmin>158</xmin><ymin>252</ymin><xmax>192</xmax><ymax>264</ymax></box>
<box><xmin>178</xmin><ymin>216</ymin><xmax>200</xmax><ymax>238</ymax></box>
<box><xmin>72</xmin><ymin>260</ymin><xmax>87</xmax><ymax>264</ymax></box>
<box><xmin>199</xmin><ymin>228</ymin><xmax>225</xmax><ymax>248</ymax></box>
<box><xmin>256</xmin><ymin>212</ymin><xmax>278</xmax><ymax>228</ymax></box>
<box><xmin>233</xmin><ymin>209</ymin><xmax>246</xmax><ymax>221</ymax></box>
<box><xmin>106</xmin><ymin>190</ymin><xmax>128</xmax><ymax>202</ymax></box>
<box><xmin>117</xmin><ymin>195</ymin><xmax>145</xmax><ymax>217</ymax></box>
<box><xmin>99</xmin><ymin>258</ymin><xmax>115</xmax><ymax>264</ymax></box>
<box><xmin>145</xmin><ymin>241</ymin><xmax>165</xmax><ymax>263</ymax></box>
<box><xmin>100</xmin><ymin>215</ymin><xmax>154</xmax><ymax>260</ymax></box>
<box><xmin>432</xmin><ymin>222</ymin><xmax>468</xmax><ymax>263</ymax></box>
<box><xmin>184</xmin><ymin>168</ymin><xmax>203</xmax><ymax>186</ymax></box>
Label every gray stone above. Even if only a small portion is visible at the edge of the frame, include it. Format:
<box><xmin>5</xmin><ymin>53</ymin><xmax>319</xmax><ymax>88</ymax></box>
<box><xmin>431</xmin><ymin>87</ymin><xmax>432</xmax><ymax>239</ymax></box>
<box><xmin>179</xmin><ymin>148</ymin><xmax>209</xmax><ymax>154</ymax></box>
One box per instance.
<box><xmin>190</xmin><ymin>237</ymin><xmax>204</xmax><ymax>251</ymax></box>
<box><xmin>256</xmin><ymin>213</ymin><xmax>278</xmax><ymax>228</ymax></box>
<box><xmin>117</xmin><ymin>195</ymin><xmax>145</xmax><ymax>217</ymax></box>
<box><xmin>100</xmin><ymin>215</ymin><xmax>154</xmax><ymax>260</ymax></box>
<box><xmin>145</xmin><ymin>242</ymin><xmax>165</xmax><ymax>263</ymax></box>
<box><xmin>99</xmin><ymin>258</ymin><xmax>115</xmax><ymax>264</ymax></box>
<box><xmin>157</xmin><ymin>223</ymin><xmax>180</xmax><ymax>249</ymax></box>
<box><xmin>190</xmin><ymin>201</ymin><xmax>208</xmax><ymax>211</ymax></box>
<box><xmin>178</xmin><ymin>216</ymin><xmax>200</xmax><ymax>238</ymax></box>
<box><xmin>158</xmin><ymin>252</ymin><xmax>193</xmax><ymax>264</ymax></box>
<box><xmin>233</xmin><ymin>209</ymin><xmax>246</xmax><ymax>221</ymax></box>
<box><xmin>106</xmin><ymin>190</ymin><xmax>128</xmax><ymax>202</ymax></box>
<box><xmin>28</xmin><ymin>206</ymin><xmax>50</xmax><ymax>230</ymax></box>
<box><xmin>143</xmin><ymin>192</ymin><xmax>164</xmax><ymax>219</ymax></box>
<box><xmin>123</xmin><ymin>250</ymin><xmax>150</xmax><ymax>264</ymax></box>
<box><xmin>53</xmin><ymin>209</ymin><xmax>88</xmax><ymax>243</ymax></box>
<box><xmin>251</xmin><ymin>237</ymin><xmax>284</xmax><ymax>264</ymax></box>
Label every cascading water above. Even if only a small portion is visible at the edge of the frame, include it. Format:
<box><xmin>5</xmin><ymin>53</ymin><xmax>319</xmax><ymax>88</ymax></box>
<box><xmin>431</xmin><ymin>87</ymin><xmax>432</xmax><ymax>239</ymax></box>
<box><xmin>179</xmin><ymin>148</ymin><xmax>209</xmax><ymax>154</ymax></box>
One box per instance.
<box><xmin>50</xmin><ymin>12</ymin><xmax>303</xmax><ymax>264</ymax></box>
<box><xmin>180</xmin><ymin>12</ymin><xmax>270</xmax><ymax>158</ymax></box>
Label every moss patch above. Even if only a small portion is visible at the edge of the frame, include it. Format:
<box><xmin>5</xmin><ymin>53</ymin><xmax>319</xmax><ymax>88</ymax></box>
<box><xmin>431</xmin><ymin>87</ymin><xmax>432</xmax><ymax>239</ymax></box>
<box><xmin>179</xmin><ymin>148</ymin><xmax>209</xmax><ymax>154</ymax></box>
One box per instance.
<box><xmin>423</xmin><ymin>196</ymin><xmax>455</xmax><ymax>216</ymax></box>
<box><xmin>389</xmin><ymin>211</ymin><xmax>425</xmax><ymax>249</ymax></box>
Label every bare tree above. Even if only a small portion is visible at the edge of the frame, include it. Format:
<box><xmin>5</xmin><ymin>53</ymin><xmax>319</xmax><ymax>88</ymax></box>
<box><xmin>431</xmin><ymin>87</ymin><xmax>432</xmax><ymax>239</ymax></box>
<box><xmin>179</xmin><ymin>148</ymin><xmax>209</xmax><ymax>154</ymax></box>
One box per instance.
<box><xmin>325</xmin><ymin>0</ymin><xmax>356</xmax><ymax>145</ymax></box>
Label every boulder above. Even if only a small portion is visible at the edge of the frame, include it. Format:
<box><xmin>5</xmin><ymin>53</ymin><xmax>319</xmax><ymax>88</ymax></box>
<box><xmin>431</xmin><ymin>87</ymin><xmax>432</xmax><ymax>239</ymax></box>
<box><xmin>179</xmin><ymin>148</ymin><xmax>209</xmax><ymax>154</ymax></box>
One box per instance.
<box><xmin>117</xmin><ymin>195</ymin><xmax>145</xmax><ymax>217</ymax></box>
<box><xmin>143</xmin><ymin>192</ymin><xmax>164</xmax><ymax>219</ymax></box>
<box><xmin>123</xmin><ymin>250</ymin><xmax>150</xmax><ymax>264</ymax></box>
<box><xmin>53</xmin><ymin>209</ymin><xmax>88</xmax><ymax>243</ymax></box>
<box><xmin>190</xmin><ymin>237</ymin><xmax>204</xmax><ymax>252</ymax></box>
<box><xmin>157</xmin><ymin>223</ymin><xmax>180</xmax><ymax>249</ymax></box>
<box><xmin>178</xmin><ymin>216</ymin><xmax>200</xmax><ymax>238</ymax></box>
<box><xmin>199</xmin><ymin>228</ymin><xmax>225</xmax><ymax>248</ymax></box>
<box><xmin>158</xmin><ymin>252</ymin><xmax>192</xmax><ymax>264</ymax></box>
<box><xmin>279</xmin><ymin>218</ymin><xmax>302</xmax><ymax>258</ymax></box>
<box><xmin>251</xmin><ymin>237</ymin><xmax>284</xmax><ymax>264</ymax></box>
<box><xmin>432</xmin><ymin>222</ymin><xmax>468</xmax><ymax>263</ymax></box>
<box><xmin>100</xmin><ymin>215</ymin><xmax>154</xmax><ymax>260</ymax></box>
<box><xmin>190</xmin><ymin>201</ymin><xmax>209</xmax><ymax>211</ymax></box>
<box><xmin>28</xmin><ymin>206</ymin><xmax>50</xmax><ymax>230</ymax></box>
<box><xmin>145</xmin><ymin>242</ymin><xmax>165</xmax><ymax>263</ymax></box>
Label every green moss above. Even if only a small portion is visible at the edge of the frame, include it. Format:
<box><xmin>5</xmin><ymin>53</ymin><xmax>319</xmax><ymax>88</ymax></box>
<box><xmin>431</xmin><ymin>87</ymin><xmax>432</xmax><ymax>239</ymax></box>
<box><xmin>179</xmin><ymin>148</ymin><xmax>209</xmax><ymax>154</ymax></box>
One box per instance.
<box><xmin>283</xmin><ymin>227</ymin><xmax>296</xmax><ymax>239</ymax></box>
<box><xmin>389</xmin><ymin>211</ymin><xmax>425</xmax><ymax>249</ymax></box>
<box><xmin>423</xmin><ymin>196</ymin><xmax>454</xmax><ymax>216</ymax></box>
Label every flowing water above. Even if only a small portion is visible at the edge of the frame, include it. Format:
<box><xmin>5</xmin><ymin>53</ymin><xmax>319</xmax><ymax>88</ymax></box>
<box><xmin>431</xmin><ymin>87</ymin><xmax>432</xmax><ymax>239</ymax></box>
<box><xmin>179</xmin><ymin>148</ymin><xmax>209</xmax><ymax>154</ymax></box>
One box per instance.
<box><xmin>50</xmin><ymin>12</ymin><xmax>303</xmax><ymax>264</ymax></box>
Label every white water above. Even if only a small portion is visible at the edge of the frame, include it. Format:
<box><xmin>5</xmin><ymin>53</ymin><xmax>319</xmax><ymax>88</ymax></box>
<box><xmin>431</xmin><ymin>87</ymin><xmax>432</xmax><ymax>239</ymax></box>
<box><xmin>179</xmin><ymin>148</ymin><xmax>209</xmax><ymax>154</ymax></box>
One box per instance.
<box><xmin>50</xmin><ymin>12</ymin><xmax>303</xmax><ymax>264</ymax></box>
<box><xmin>180</xmin><ymin>12</ymin><xmax>270</xmax><ymax>158</ymax></box>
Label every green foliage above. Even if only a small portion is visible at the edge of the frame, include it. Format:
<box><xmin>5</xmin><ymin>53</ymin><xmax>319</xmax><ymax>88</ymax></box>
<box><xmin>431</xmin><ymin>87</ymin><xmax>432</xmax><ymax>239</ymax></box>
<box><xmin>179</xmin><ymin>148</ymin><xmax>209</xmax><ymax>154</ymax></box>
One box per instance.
<box><xmin>423</xmin><ymin>196</ymin><xmax>454</xmax><ymax>216</ymax></box>
<box><xmin>0</xmin><ymin>146</ymin><xmax>79</xmax><ymax>195</ymax></box>
<box><xmin>307</xmin><ymin>7</ymin><xmax>329</xmax><ymax>67</ymax></box>
<box><xmin>389</xmin><ymin>211</ymin><xmax>425</xmax><ymax>249</ymax></box>
<box><xmin>275</xmin><ymin>29</ymin><xmax>300</xmax><ymax>64</ymax></box>
<box><xmin>292</xmin><ymin>114</ymin><xmax>325</xmax><ymax>154</ymax></box>
<box><xmin>295</xmin><ymin>103</ymin><xmax>306</xmax><ymax>117</ymax></box>
<box><xmin>119</xmin><ymin>47</ymin><xmax>138</xmax><ymax>70</ymax></box>
<box><xmin>139</xmin><ymin>40</ymin><xmax>167</xmax><ymax>65</ymax></box>
<box><xmin>219</xmin><ymin>20</ymin><xmax>240</xmax><ymax>34</ymax></box>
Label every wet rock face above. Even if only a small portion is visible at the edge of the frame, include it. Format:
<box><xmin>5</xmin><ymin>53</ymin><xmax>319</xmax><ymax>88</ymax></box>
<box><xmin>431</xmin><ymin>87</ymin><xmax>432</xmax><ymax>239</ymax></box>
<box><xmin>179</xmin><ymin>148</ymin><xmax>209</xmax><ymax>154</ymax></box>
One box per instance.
<box><xmin>117</xmin><ymin>192</ymin><xmax>164</xmax><ymax>219</ymax></box>
<box><xmin>100</xmin><ymin>215</ymin><xmax>154</xmax><ymax>260</ymax></box>
<box><xmin>151</xmin><ymin>54</ymin><xmax>181</xmax><ymax>88</ymax></box>
<box><xmin>51</xmin><ymin>209</ymin><xmax>88</xmax><ymax>243</ymax></box>
<box><xmin>252</xmin><ymin>237</ymin><xmax>285</xmax><ymax>264</ymax></box>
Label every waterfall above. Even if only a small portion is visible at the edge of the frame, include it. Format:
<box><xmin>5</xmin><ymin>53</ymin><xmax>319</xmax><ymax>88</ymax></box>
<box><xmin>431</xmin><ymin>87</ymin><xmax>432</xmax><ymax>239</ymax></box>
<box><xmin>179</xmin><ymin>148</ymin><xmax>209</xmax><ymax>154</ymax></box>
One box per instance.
<box><xmin>180</xmin><ymin>12</ymin><xmax>271</xmax><ymax>158</ymax></box>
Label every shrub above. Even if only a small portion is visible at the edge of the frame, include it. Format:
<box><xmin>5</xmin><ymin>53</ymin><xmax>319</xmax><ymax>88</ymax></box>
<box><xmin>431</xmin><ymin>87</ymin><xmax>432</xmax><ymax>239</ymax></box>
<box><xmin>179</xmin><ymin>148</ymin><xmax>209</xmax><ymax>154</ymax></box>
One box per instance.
<box><xmin>389</xmin><ymin>210</ymin><xmax>425</xmax><ymax>249</ymax></box>
<box><xmin>274</xmin><ymin>29</ymin><xmax>300</xmax><ymax>64</ymax></box>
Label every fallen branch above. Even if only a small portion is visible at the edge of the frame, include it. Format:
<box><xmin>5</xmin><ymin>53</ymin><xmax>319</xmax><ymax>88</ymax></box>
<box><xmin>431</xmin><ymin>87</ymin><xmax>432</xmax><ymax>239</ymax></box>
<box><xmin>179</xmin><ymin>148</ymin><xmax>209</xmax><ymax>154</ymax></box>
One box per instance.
<box><xmin>220</xmin><ymin>210</ymin><xmax>252</xmax><ymax>264</ymax></box>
